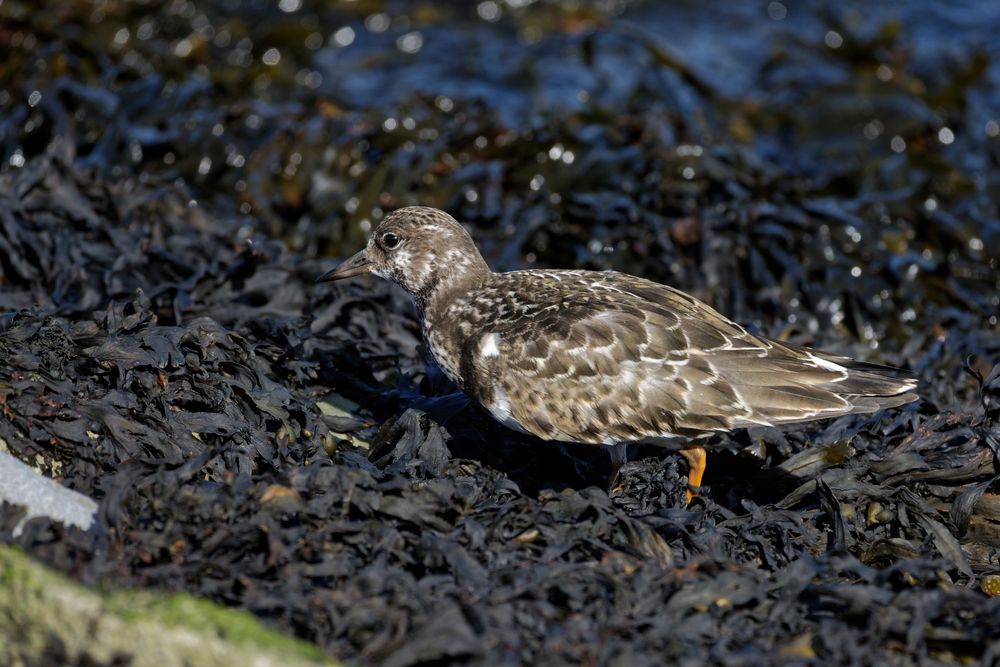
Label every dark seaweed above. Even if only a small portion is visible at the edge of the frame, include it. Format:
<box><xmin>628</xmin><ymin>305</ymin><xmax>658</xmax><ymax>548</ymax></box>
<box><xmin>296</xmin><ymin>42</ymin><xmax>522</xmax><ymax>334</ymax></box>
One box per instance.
<box><xmin>2</xmin><ymin>1</ymin><xmax>1000</xmax><ymax>665</ymax></box>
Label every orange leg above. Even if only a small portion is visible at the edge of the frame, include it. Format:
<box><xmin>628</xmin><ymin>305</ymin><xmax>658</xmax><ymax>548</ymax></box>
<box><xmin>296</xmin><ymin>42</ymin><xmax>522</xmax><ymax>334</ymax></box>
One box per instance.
<box><xmin>679</xmin><ymin>446</ymin><xmax>707</xmax><ymax>503</ymax></box>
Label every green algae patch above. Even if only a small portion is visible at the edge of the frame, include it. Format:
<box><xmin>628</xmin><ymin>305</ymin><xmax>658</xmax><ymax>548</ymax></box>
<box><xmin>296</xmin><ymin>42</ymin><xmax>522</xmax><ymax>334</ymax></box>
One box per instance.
<box><xmin>0</xmin><ymin>545</ymin><xmax>337</xmax><ymax>667</ymax></box>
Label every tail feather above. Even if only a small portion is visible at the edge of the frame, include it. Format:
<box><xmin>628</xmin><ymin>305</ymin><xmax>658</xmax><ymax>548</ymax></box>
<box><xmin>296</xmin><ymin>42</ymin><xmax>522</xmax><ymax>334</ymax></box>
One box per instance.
<box><xmin>813</xmin><ymin>351</ymin><xmax>919</xmax><ymax>406</ymax></box>
<box><xmin>725</xmin><ymin>346</ymin><xmax>918</xmax><ymax>428</ymax></box>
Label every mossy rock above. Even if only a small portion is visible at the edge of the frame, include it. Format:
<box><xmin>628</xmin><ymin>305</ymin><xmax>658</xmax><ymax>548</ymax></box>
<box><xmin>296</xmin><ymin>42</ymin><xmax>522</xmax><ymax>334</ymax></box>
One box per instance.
<box><xmin>0</xmin><ymin>545</ymin><xmax>337</xmax><ymax>667</ymax></box>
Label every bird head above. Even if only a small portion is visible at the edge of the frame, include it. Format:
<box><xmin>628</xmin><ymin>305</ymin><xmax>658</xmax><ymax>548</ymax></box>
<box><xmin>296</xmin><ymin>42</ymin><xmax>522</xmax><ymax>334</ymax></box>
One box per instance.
<box><xmin>316</xmin><ymin>207</ymin><xmax>489</xmax><ymax>299</ymax></box>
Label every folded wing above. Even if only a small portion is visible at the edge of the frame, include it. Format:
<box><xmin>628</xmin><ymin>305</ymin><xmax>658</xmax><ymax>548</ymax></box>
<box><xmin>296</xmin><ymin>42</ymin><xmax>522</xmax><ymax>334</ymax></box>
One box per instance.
<box><xmin>463</xmin><ymin>272</ymin><xmax>917</xmax><ymax>444</ymax></box>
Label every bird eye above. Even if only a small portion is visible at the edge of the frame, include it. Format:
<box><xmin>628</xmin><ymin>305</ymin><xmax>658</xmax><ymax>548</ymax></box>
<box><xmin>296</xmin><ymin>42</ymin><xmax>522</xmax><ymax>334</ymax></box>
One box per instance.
<box><xmin>381</xmin><ymin>232</ymin><xmax>400</xmax><ymax>249</ymax></box>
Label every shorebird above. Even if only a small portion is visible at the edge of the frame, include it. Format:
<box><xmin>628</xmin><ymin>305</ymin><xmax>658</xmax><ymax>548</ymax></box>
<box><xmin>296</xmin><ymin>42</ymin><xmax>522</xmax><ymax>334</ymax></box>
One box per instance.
<box><xmin>317</xmin><ymin>207</ymin><xmax>918</xmax><ymax>501</ymax></box>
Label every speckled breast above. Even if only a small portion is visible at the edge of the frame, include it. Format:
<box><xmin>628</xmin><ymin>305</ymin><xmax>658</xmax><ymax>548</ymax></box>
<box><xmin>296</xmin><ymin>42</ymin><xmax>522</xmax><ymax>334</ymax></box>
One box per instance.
<box><xmin>421</xmin><ymin>317</ymin><xmax>465</xmax><ymax>387</ymax></box>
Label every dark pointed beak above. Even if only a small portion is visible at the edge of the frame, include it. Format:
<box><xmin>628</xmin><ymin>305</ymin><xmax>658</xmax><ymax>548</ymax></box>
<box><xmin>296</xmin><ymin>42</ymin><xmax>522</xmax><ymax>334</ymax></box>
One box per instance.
<box><xmin>315</xmin><ymin>249</ymin><xmax>371</xmax><ymax>283</ymax></box>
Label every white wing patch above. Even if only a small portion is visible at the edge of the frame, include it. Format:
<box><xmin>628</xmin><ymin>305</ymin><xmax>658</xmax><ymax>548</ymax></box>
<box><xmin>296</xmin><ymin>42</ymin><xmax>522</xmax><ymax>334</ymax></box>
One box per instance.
<box><xmin>476</xmin><ymin>332</ymin><xmax>532</xmax><ymax>435</ymax></box>
<box><xmin>807</xmin><ymin>353</ymin><xmax>849</xmax><ymax>375</ymax></box>
<box><xmin>479</xmin><ymin>333</ymin><xmax>500</xmax><ymax>358</ymax></box>
<box><xmin>486</xmin><ymin>382</ymin><xmax>531</xmax><ymax>434</ymax></box>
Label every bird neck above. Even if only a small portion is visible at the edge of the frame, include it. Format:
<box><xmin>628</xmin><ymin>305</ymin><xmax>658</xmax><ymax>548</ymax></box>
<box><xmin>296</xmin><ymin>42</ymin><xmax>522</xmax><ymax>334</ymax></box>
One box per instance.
<box><xmin>416</xmin><ymin>256</ymin><xmax>490</xmax><ymax>323</ymax></box>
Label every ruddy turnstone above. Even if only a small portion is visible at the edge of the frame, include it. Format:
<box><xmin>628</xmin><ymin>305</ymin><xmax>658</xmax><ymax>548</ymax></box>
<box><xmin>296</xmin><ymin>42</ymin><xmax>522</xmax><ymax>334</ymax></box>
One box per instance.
<box><xmin>317</xmin><ymin>207</ymin><xmax>918</xmax><ymax>501</ymax></box>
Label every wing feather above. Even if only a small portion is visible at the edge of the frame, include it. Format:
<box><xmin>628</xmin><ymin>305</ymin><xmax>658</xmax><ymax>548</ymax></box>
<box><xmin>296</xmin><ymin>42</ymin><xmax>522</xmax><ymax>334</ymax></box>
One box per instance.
<box><xmin>461</xmin><ymin>270</ymin><xmax>917</xmax><ymax>444</ymax></box>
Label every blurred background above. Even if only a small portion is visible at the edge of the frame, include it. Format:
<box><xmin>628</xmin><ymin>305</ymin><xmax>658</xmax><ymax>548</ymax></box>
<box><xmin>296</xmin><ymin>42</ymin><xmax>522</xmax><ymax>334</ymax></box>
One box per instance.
<box><xmin>2</xmin><ymin>0</ymin><xmax>997</xmax><ymax>367</ymax></box>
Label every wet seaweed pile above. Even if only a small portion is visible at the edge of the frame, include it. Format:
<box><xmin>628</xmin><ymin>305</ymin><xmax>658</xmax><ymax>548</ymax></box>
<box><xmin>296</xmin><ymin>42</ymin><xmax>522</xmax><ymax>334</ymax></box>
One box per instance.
<box><xmin>2</xmin><ymin>1</ymin><xmax>1000</xmax><ymax>665</ymax></box>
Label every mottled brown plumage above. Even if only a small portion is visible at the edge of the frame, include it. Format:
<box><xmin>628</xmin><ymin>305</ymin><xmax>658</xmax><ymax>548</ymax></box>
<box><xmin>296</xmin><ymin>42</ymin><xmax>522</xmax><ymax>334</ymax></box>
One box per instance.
<box><xmin>317</xmin><ymin>207</ymin><xmax>918</xmax><ymax>497</ymax></box>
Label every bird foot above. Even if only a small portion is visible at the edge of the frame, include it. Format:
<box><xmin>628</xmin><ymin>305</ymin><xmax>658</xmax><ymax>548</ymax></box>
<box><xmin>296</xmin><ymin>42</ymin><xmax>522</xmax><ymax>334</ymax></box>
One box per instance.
<box><xmin>679</xmin><ymin>446</ymin><xmax>707</xmax><ymax>505</ymax></box>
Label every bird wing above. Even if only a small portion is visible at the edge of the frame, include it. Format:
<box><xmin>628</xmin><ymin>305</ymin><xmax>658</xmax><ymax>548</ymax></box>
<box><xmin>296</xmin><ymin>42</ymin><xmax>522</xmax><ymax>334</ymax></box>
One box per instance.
<box><xmin>461</xmin><ymin>271</ymin><xmax>916</xmax><ymax>444</ymax></box>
